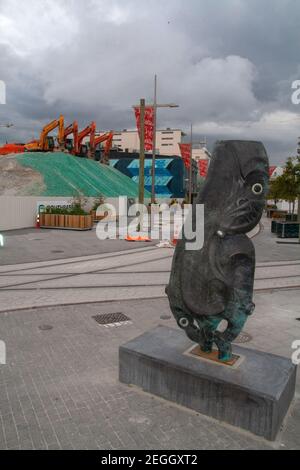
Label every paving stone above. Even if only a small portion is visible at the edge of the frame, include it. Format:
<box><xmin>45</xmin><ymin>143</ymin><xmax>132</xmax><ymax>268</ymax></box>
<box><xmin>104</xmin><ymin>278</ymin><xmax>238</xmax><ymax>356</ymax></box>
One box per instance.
<box><xmin>0</xmin><ymin>220</ymin><xmax>299</xmax><ymax>449</ymax></box>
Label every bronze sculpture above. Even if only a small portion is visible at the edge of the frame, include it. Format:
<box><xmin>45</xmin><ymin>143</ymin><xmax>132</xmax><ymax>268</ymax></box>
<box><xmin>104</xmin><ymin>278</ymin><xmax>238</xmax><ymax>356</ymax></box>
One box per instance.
<box><xmin>166</xmin><ymin>140</ymin><xmax>269</xmax><ymax>361</ymax></box>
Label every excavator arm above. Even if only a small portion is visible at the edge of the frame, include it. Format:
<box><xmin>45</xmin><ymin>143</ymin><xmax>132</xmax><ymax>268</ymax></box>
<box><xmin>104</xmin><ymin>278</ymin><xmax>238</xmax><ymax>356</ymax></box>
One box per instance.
<box><xmin>93</xmin><ymin>131</ymin><xmax>114</xmax><ymax>163</ymax></box>
<box><xmin>77</xmin><ymin>122</ymin><xmax>96</xmax><ymax>157</ymax></box>
<box><xmin>40</xmin><ymin>114</ymin><xmax>64</xmax><ymax>150</ymax></box>
<box><xmin>104</xmin><ymin>132</ymin><xmax>113</xmax><ymax>157</ymax></box>
<box><xmin>57</xmin><ymin>115</ymin><xmax>65</xmax><ymax>147</ymax></box>
<box><xmin>64</xmin><ymin>124</ymin><xmax>73</xmax><ymax>139</ymax></box>
<box><xmin>25</xmin><ymin>115</ymin><xmax>64</xmax><ymax>152</ymax></box>
<box><xmin>94</xmin><ymin>131</ymin><xmax>113</xmax><ymax>147</ymax></box>
<box><xmin>64</xmin><ymin>121</ymin><xmax>78</xmax><ymax>154</ymax></box>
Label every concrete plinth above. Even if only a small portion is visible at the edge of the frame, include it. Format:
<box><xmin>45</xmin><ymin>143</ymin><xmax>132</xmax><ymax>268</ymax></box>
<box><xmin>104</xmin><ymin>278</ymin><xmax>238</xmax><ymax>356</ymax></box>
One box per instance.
<box><xmin>119</xmin><ymin>326</ymin><xmax>296</xmax><ymax>441</ymax></box>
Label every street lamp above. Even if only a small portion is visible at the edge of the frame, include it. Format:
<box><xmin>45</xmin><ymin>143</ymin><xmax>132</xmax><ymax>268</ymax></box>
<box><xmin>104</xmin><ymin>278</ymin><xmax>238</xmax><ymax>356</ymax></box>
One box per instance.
<box><xmin>151</xmin><ymin>75</ymin><xmax>179</xmax><ymax>203</ymax></box>
<box><xmin>187</xmin><ymin>124</ymin><xmax>192</xmax><ymax>204</ymax></box>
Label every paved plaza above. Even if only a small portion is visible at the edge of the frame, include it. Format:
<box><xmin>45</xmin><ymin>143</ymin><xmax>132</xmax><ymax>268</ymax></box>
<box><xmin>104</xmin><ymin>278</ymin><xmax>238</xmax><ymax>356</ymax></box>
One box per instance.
<box><xmin>0</xmin><ymin>218</ymin><xmax>299</xmax><ymax>449</ymax></box>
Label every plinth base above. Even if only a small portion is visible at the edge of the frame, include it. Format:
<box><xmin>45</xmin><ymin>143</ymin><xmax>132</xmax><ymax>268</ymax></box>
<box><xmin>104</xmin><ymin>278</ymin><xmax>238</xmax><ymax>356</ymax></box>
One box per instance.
<box><xmin>119</xmin><ymin>326</ymin><xmax>296</xmax><ymax>441</ymax></box>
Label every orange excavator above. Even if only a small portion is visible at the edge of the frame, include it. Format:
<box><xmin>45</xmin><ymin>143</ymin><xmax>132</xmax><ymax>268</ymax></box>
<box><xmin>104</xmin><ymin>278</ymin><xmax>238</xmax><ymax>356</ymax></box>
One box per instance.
<box><xmin>64</xmin><ymin>121</ymin><xmax>79</xmax><ymax>154</ymax></box>
<box><xmin>25</xmin><ymin>115</ymin><xmax>64</xmax><ymax>152</ymax></box>
<box><xmin>92</xmin><ymin>131</ymin><xmax>114</xmax><ymax>163</ymax></box>
<box><xmin>75</xmin><ymin>121</ymin><xmax>96</xmax><ymax>158</ymax></box>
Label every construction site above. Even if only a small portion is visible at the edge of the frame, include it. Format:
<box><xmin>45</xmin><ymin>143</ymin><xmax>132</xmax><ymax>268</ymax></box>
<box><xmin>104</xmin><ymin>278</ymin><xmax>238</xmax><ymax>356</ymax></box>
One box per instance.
<box><xmin>1</xmin><ymin>0</ymin><xmax>300</xmax><ymax>457</ymax></box>
<box><xmin>0</xmin><ymin>116</ymin><xmax>149</xmax><ymax>230</ymax></box>
<box><xmin>0</xmin><ymin>113</ymin><xmax>203</xmax><ymax>231</ymax></box>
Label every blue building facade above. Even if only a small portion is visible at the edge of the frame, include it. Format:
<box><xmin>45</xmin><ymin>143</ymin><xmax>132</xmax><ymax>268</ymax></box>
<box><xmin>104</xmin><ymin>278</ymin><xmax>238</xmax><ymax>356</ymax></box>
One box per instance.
<box><xmin>110</xmin><ymin>154</ymin><xmax>186</xmax><ymax>198</ymax></box>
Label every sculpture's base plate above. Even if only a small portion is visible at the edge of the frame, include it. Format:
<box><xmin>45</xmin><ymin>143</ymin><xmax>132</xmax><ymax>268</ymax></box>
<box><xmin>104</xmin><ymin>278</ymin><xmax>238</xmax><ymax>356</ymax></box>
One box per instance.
<box><xmin>119</xmin><ymin>326</ymin><xmax>296</xmax><ymax>441</ymax></box>
<box><xmin>187</xmin><ymin>345</ymin><xmax>241</xmax><ymax>367</ymax></box>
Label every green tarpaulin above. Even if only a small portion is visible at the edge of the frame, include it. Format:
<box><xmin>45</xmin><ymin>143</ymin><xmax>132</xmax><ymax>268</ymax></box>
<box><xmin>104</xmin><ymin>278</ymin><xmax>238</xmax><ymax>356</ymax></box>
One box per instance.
<box><xmin>16</xmin><ymin>152</ymin><xmax>150</xmax><ymax>198</ymax></box>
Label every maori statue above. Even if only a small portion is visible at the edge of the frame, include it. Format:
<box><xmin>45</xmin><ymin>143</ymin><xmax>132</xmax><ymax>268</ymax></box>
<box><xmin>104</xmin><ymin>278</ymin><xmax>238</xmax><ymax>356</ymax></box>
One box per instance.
<box><xmin>166</xmin><ymin>140</ymin><xmax>269</xmax><ymax>362</ymax></box>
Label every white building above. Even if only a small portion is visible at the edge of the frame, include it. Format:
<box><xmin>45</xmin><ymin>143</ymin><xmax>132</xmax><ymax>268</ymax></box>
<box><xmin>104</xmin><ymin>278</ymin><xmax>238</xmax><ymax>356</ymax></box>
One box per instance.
<box><xmin>191</xmin><ymin>144</ymin><xmax>211</xmax><ymax>161</ymax></box>
<box><xmin>98</xmin><ymin>128</ymin><xmax>185</xmax><ymax>156</ymax></box>
<box><xmin>95</xmin><ymin>128</ymin><xmax>211</xmax><ymax>160</ymax></box>
<box><xmin>269</xmin><ymin>165</ymin><xmax>284</xmax><ymax>179</ymax></box>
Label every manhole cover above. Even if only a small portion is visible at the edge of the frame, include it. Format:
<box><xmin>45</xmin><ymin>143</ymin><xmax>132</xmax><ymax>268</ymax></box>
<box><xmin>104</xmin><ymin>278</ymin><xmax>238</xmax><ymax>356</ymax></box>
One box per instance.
<box><xmin>51</xmin><ymin>250</ymin><xmax>64</xmax><ymax>253</ymax></box>
<box><xmin>92</xmin><ymin>312</ymin><xmax>132</xmax><ymax>328</ymax></box>
<box><xmin>39</xmin><ymin>324</ymin><xmax>53</xmax><ymax>331</ymax></box>
<box><xmin>233</xmin><ymin>331</ymin><xmax>252</xmax><ymax>344</ymax></box>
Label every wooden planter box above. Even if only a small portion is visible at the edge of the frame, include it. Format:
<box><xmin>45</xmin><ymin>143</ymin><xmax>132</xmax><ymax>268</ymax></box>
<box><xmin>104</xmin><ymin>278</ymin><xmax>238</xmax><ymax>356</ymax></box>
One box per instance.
<box><xmin>40</xmin><ymin>213</ymin><xmax>93</xmax><ymax>230</ymax></box>
<box><xmin>58</xmin><ymin>214</ymin><xmax>65</xmax><ymax>227</ymax></box>
<box><xmin>268</xmin><ymin>210</ymin><xmax>288</xmax><ymax>219</ymax></box>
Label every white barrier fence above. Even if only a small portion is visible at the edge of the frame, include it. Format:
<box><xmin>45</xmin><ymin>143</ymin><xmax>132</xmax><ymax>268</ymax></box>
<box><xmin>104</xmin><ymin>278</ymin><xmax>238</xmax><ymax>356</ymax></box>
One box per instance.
<box><xmin>0</xmin><ymin>196</ymin><xmax>120</xmax><ymax>231</ymax></box>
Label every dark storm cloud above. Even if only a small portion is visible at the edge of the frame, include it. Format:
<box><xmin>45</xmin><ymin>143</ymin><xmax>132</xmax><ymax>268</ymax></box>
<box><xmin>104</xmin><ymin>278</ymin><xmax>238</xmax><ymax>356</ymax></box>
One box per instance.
<box><xmin>1</xmin><ymin>0</ymin><xmax>300</xmax><ymax>162</ymax></box>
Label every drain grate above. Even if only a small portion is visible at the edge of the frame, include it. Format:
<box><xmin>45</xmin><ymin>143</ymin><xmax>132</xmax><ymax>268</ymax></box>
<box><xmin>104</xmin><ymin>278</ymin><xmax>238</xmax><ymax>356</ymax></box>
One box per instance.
<box><xmin>296</xmin><ymin>318</ymin><xmax>300</xmax><ymax>321</ymax></box>
<box><xmin>51</xmin><ymin>250</ymin><xmax>64</xmax><ymax>253</ymax></box>
<box><xmin>233</xmin><ymin>331</ymin><xmax>252</xmax><ymax>344</ymax></box>
<box><xmin>92</xmin><ymin>312</ymin><xmax>132</xmax><ymax>328</ymax></box>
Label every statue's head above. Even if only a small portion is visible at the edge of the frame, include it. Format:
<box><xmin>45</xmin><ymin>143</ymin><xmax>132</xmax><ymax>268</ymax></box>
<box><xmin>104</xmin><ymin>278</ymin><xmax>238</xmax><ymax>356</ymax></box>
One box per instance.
<box><xmin>200</xmin><ymin>140</ymin><xmax>269</xmax><ymax>235</ymax></box>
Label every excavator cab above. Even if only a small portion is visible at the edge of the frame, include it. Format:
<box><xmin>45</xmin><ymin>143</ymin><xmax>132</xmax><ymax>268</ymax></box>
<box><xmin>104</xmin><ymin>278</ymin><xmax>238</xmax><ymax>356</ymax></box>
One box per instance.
<box><xmin>78</xmin><ymin>144</ymin><xmax>88</xmax><ymax>158</ymax></box>
<box><xmin>63</xmin><ymin>121</ymin><xmax>78</xmax><ymax>154</ymax></box>
<box><xmin>44</xmin><ymin>136</ymin><xmax>55</xmax><ymax>151</ymax></box>
<box><xmin>92</xmin><ymin>131</ymin><xmax>113</xmax><ymax>164</ymax></box>
<box><xmin>76</xmin><ymin>122</ymin><xmax>96</xmax><ymax>159</ymax></box>
<box><xmin>65</xmin><ymin>138</ymin><xmax>73</xmax><ymax>152</ymax></box>
<box><xmin>94</xmin><ymin>149</ymin><xmax>101</xmax><ymax>161</ymax></box>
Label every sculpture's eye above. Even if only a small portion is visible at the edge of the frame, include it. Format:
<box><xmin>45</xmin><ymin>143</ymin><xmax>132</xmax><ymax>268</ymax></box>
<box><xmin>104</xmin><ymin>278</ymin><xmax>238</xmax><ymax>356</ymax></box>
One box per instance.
<box><xmin>252</xmin><ymin>183</ymin><xmax>263</xmax><ymax>195</ymax></box>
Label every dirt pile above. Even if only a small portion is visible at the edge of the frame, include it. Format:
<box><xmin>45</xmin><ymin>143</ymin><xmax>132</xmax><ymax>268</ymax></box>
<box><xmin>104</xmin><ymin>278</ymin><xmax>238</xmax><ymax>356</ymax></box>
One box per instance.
<box><xmin>0</xmin><ymin>154</ymin><xmax>45</xmax><ymax>196</ymax></box>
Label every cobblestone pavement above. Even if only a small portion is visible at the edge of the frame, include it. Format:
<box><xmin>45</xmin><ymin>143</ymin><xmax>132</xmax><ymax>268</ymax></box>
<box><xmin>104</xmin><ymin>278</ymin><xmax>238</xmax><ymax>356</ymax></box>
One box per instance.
<box><xmin>254</xmin><ymin>218</ymin><xmax>300</xmax><ymax>262</ymax></box>
<box><xmin>0</xmin><ymin>295</ymin><xmax>299</xmax><ymax>450</ymax></box>
<box><xmin>0</xmin><ymin>217</ymin><xmax>299</xmax><ymax>450</ymax></box>
<box><xmin>0</xmin><ymin>242</ymin><xmax>300</xmax><ymax>312</ymax></box>
<box><xmin>0</xmin><ymin>226</ymin><xmax>157</xmax><ymax>265</ymax></box>
<box><xmin>1</xmin><ymin>216</ymin><xmax>299</xmax><ymax>266</ymax></box>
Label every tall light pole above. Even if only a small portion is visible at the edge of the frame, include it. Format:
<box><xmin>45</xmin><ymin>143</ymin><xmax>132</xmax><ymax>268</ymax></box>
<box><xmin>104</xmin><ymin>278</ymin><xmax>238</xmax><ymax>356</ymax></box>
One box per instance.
<box><xmin>151</xmin><ymin>75</ymin><xmax>179</xmax><ymax>204</ymax></box>
<box><xmin>297</xmin><ymin>138</ymin><xmax>300</xmax><ymax>237</ymax></box>
<box><xmin>151</xmin><ymin>75</ymin><xmax>157</xmax><ymax>205</ymax></box>
<box><xmin>189</xmin><ymin>124</ymin><xmax>193</xmax><ymax>204</ymax></box>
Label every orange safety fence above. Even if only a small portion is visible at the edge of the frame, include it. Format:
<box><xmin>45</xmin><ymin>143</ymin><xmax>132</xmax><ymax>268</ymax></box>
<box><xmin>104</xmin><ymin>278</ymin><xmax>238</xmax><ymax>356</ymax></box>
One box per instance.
<box><xmin>0</xmin><ymin>143</ymin><xmax>25</xmax><ymax>155</ymax></box>
<box><xmin>125</xmin><ymin>235</ymin><xmax>151</xmax><ymax>242</ymax></box>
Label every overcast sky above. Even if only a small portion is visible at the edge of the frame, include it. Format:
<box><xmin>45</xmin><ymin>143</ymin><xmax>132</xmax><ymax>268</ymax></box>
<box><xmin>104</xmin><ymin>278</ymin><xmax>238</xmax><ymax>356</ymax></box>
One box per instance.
<box><xmin>1</xmin><ymin>0</ymin><xmax>300</xmax><ymax>163</ymax></box>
